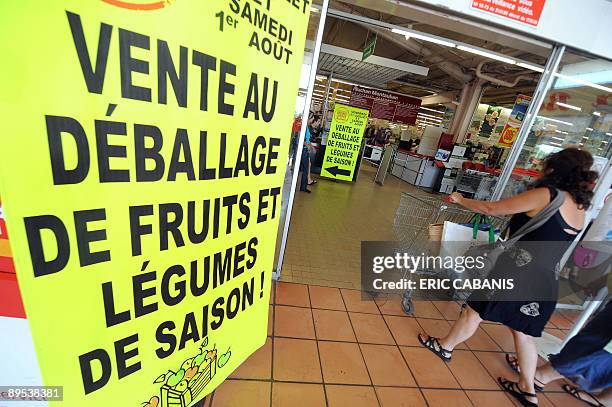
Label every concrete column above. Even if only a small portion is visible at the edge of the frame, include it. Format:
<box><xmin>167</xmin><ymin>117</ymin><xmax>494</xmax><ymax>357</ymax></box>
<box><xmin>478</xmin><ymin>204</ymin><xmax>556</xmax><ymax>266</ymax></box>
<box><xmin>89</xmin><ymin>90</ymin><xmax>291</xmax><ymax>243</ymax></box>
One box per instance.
<box><xmin>449</xmin><ymin>79</ymin><xmax>487</xmax><ymax>142</ymax></box>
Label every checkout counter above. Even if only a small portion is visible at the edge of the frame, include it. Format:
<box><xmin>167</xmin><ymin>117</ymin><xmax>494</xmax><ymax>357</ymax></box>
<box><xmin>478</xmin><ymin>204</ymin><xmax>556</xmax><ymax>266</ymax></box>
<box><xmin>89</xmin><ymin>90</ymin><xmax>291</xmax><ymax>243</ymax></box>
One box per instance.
<box><xmin>388</xmin><ymin>126</ymin><xmax>506</xmax><ymax>199</ymax></box>
<box><xmin>391</xmin><ymin>151</ymin><xmax>440</xmax><ymax>189</ymax></box>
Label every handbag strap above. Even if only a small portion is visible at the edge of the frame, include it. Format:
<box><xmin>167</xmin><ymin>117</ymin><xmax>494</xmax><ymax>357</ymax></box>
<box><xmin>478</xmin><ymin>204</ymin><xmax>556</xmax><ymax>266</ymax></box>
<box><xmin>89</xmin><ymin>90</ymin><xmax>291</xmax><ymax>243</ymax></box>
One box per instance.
<box><xmin>505</xmin><ymin>187</ymin><xmax>565</xmax><ymax>247</ymax></box>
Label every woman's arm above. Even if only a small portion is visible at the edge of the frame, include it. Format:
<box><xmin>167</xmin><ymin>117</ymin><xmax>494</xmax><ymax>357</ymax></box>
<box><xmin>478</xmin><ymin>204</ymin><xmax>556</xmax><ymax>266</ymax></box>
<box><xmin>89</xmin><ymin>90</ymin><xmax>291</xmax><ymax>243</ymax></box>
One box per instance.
<box><xmin>449</xmin><ymin>188</ymin><xmax>551</xmax><ymax>216</ymax></box>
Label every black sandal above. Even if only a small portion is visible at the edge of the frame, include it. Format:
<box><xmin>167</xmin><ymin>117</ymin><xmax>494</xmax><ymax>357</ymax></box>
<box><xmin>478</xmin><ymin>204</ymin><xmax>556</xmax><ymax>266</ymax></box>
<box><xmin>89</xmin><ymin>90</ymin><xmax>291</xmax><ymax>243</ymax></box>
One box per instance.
<box><xmin>505</xmin><ymin>354</ymin><xmax>545</xmax><ymax>391</ymax></box>
<box><xmin>417</xmin><ymin>333</ymin><xmax>452</xmax><ymax>362</ymax></box>
<box><xmin>562</xmin><ymin>384</ymin><xmax>604</xmax><ymax>407</ymax></box>
<box><xmin>499</xmin><ymin>377</ymin><xmax>538</xmax><ymax>406</ymax></box>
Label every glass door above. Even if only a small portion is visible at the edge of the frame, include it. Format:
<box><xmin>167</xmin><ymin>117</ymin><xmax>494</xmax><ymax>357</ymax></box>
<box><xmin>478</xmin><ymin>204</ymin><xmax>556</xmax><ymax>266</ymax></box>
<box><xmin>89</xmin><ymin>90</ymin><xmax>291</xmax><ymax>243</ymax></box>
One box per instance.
<box><xmin>273</xmin><ymin>1</ymin><xmax>329</xmax><ymax>279</ymax></box>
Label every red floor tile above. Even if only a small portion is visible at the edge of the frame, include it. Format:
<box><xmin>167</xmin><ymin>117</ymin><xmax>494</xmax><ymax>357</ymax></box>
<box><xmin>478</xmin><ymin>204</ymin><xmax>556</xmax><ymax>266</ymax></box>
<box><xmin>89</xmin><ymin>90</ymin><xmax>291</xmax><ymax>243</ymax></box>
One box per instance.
<box><xmin>268</xmin><ymin>305</ymin><xmax>273</xmax><ymax>336</ymax></box>
<box><xmin>341</xmin><ymin>289</ymin><xmax>380</xmax><ymax>314</ymax></box>
<box><xmin>326</xmin><ymin>385</ymin><xmax>379</xmax><ymax>407</ymax></box>
<box><xmin>349</xmin><ymin>312</ymin><xmax>395</xmax><ymax>344</ymax></box>
<box><xmin>503</xmin><ymin>391</ymin><xmax>556</xmax><ymax>407</ymax></box>
<box><xmin>230</xmin><ymin>337</ymin><xmax>272</xmax><ymax>380</ymax></box>
<box><xmin>431</xmin><ymin>300</ymin><xmax>462</xmax><ymax>320</ymax></box>
<box><xmin>271</xmin><ymin>382</ymin><xmax>326</xmax><ymax>407</ymax></box>
<box><xmin>558</xmin><ymin>309</ymin><xmax>581</xmax><ymax>324</ymax></box>
<box><xmin>309</xmin><ymin>285</ymin><xmax>346</xmax><ymax>310</ymax></box>
<box><xmin>548</xmin><ymin>312</ymin><xmax>574</xmax><ymax>330</ymax></box>
<box><xmin>411</xmin><ymin>300</ymin><xmax>445</xmax><ymax>319</ymax></box>
<box><xmin>312</xmin><ymin>309</ymin><xmax>356</xmax><ymax>341</ymax></box>
<box><xmin>400</xmin><ymin>347</ymin><xmax>459</xmax><ymax>388</ymax></box>
<box><xmin>360</xmin><ymin>344</ymin><xmax>416</xmax><ymax>386</ymax></box>
<box><xmin>545</xmin><ymin>328</ymin><xmax>566</xmax><ymax>340</ymax></box>
<box><xmin>273</xmin><ymin>338</ymin><xmax>322</xmax><ymax>382</ymax></box>
<box><xmin>384</xmin><ymin>315</ymin><xmax>422</xmax><ymax>346</ymax></box>
<box><xmin>540</xmin><ymin>377</ymin><xmax>573</xmax><ymax>393</ymax></box>
<box><xmin>446</xmin><ymin>350</ymin><xmax>499</xmax><ymax>390</ymax></box>
<box><xmin>473</xmin><ymin>351</ymin><xmax>519</xmax><ymax>384</ymax></box>
<box><xmin>465</xmin><ymin>326</ymin><xmax>502</xmax><ymax>351</ymax></box>
<box><xmin>274</xmin><ymin>305</ymin><xmax>315</xmax><ymax>339</ymax></box>
<box><xmin>375</xmin><ymin>387</ymin><xmax>427</xmax><ymax>407</ymax></box>
<box><xmin>539</xmin><ymin>393</ymin><xmax>562</xmax><ymax>407</ymax></box>
<box><xmin>543</xmin><ymin>391</ymin><xmax>587</xmax><ymax>407</ymax></box>
<box><xmin>211</xmin><ymin>380</ymin><xmax>270</xmax><ymax>407</ymax></box>
<box><xmin>466</xmin><ymin>390</ymin><xmax>516</xmax><ymax>407</ymax></box>
<box><xmin>375</xmin><ymin>294</ymin><xmax>408</xmax><ymax>316</ymax></box>
<box><xmin>422</xmin><ymin>389</ymin><xmax>472</xmax><ymax>407</ymax></box>
<box><xmin>481</xmin><ymin>323</ymin><xmax>516</xmax><ymax>352</ymax></box>
<box><xmin>275</xmin><ymin>282</ymin><xmax>311</xmax><ymax>307</ymax></box>
<box><xmin>319</xmin><ymin>341</ymin><xmax>371</xmax><ymax>385</ymax></box>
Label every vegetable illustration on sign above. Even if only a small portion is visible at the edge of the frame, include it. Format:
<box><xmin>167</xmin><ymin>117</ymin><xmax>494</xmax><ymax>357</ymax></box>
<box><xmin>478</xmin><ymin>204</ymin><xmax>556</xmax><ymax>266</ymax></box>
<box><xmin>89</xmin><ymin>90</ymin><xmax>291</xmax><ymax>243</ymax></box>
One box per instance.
<box><xmin>144</xmin><ymin>337</ymin><xmax>231</xmax><ymax>407</ymax></box>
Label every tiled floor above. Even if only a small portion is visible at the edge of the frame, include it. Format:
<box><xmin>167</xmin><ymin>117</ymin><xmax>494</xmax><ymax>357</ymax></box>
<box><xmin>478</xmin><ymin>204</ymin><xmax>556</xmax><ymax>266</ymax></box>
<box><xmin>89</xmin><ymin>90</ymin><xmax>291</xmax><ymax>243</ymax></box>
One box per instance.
<box><xmin>198</xmin><ymin>282</ymin><xmax>582</xmax><ymax>407</ymax></box>
<box><xmin>279</xmin><ymin>164</ymin><xmax>413</xmax><ymax>288</ymax></box>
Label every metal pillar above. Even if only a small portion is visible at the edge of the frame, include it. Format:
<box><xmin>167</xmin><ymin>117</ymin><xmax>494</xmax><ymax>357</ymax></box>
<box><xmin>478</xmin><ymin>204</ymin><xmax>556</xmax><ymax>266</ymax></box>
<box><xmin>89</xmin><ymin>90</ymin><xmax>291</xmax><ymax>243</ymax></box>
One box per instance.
<box><xmin>449</xmin><ymin>79</ymin><xmax>486</xmax><ymax>142</ymax></box>
<box><xmin>273</xmin><ymin>0</ymin><xmax>329</xmax><ymax>280</ymax></box>
<box><xmin>320</xmin><ymin>70</ymin><xmax>334</xmax><ymax>123</ymax></box>
<box><xmin>490</xmin><ymin>45</ymin><xmax>566</xmax><ymax>201</ymax></box>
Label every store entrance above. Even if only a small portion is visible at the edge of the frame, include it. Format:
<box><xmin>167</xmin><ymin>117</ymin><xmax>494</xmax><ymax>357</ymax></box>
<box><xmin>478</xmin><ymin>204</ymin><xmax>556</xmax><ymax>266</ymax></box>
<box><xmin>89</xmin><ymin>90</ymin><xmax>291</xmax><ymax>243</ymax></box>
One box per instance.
<box><xmin>277</xmin><ymin>1</ymin><xmax>552</xmax><ymax>288</ymax></box>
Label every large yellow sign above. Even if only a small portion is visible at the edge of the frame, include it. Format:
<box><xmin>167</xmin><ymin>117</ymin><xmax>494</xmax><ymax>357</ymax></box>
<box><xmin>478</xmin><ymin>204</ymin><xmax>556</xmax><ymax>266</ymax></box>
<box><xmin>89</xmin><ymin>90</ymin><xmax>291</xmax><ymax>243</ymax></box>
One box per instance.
<box><xmin>0</xmin><ymin>1</ymin><xmax>309</xmax><ymax>406</ymax></box>
<box><xmin>321</xmin><ymin>104</ymin><xmax>369</xmax><ymax>182</ymax></box>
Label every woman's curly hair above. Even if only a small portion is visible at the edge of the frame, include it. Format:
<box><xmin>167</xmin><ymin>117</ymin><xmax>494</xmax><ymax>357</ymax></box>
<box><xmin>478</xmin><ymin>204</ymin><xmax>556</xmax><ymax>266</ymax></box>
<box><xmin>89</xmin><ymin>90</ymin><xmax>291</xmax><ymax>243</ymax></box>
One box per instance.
<box><xmin>533</xmin><ymin>148</ymin><xmax>598</xmax><ymax>209</ymax></box>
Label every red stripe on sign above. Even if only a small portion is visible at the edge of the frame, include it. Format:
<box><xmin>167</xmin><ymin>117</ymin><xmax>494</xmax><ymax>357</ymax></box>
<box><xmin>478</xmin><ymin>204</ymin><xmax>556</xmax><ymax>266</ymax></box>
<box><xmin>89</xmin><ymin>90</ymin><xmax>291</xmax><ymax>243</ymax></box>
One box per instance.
<box><xmin>0</xmin><ymin>256</ymin><xmax>15</xmax><ymax>273</ymax></box>
<box><xmin>0</xmin><ymin>219</ymin><xmax>7</xmax><ymax>239</ymax></box>
<box><xmin>0</xmin><ymin>272</ymin><xmax>26</xmax><ymax>318</ymax></box>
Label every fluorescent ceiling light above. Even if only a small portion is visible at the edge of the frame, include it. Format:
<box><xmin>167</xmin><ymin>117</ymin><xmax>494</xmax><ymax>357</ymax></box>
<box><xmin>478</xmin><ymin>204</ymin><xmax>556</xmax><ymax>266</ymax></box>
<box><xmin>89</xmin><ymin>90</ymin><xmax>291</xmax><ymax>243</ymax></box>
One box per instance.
<box><xmin>456</xmin><ymin>45</ymin><xmax>516</xmax><ymax>65</ymax></box>
<box><xmin>583</xmin><ymin>136</ymin><xmax>589</xmax><ymax>139</ymax></box>
<box><xmin>554</xmin><ymin>72</ymin><xmax>612</xmax><ymax>93</ymax></box>
<box><xmin>391</xmin><ymin>28</ymin><xmax>457</xmax><ymax>48</ymax></box>
<box><xmin>550</xmin><ymin>142</ymin><xmax>563</xmax><ymax>147</ymax></box>
<box><xmin>555</xmin><ymin>102</ymin><xmax>581</xmax><ymax>111</ymax></box>
<box><xmin>555</xmin><ymin>130</ymin><xmax>569</xmax><ymax>135</ymax></box>
<box><xmin>517</xmin><ymin>62</ymin><xmax>544</xmax><ymax>73</ymax></box>
<box><xmin>551</xmin><ymin>136</ymin><xmax>565</xmax><ymax>141</ymax></box>
<box><xmin>418</xmin><ymin>113</ymin><xmax>443</xmax><ymax>120</ymax></box>
<box><xmin>586</xmin><ymin>127</ymin><xmax>594</xmax><ymax>131</ymax></box>
<box><xmin>419</xmin><ymin>106</ymin><xmax>445</xmax><ymax>114</ymax></box>
<box><xmin>593</xmin><ymin>111</ymin><xmax>601</xmax><ymax>116</ymax></box>
<box><xmin>602</xmin><ymin>141</ymin><xmax>608</xmax><ymax>144</ymax></box>
<box><xmin>537</xmin><ymin>116</ymin><xmax>574</xmax><ymax>126</ymax></box>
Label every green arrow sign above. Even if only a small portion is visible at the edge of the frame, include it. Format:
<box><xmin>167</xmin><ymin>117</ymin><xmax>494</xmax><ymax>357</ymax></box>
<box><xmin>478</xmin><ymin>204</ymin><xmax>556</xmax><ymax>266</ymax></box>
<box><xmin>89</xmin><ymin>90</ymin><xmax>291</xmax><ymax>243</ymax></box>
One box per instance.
<box><xmin>362</xmin><ymin>36</ymin><xmax>377</xmax><ymax>61</ymax></box>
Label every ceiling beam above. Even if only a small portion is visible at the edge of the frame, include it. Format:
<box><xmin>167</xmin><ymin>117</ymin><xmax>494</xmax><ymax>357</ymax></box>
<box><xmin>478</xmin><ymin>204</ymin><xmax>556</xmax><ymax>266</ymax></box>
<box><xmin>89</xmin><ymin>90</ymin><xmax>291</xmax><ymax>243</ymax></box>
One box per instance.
<box><xmin>321</xmin><ymin>44</ymin><xmax>430</xmax><ymax>76</ymax></box>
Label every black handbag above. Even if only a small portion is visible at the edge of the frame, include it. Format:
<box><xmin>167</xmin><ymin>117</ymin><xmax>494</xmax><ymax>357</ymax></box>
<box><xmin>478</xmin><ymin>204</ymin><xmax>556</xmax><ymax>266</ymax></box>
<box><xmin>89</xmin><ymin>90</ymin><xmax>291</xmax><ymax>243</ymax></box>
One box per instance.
<box><xmin>454</xmin><ymin>188</ymin><xmax>566</xmax><ymax>298</ymax></box>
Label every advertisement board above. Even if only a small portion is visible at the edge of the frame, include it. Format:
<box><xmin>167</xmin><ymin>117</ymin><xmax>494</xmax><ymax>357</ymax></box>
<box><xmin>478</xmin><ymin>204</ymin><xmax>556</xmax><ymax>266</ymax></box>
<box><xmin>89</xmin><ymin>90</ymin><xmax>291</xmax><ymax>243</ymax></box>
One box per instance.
<box><xmin>471</xmin><ymin>0</ymin><xmax>547</xmax><ymax>26</ymax></box>
<box><xmin>321</xmin><ymin>105</ymin><xmax>370</xmax><ymax>181</ymax></box>
<box><xmin>349</xmin><ymin>86</ymin><xmax>421</xmax><ymax>125</ymax></box>
<box><xmin>0</xmin><ymin>1</ymin><xmax>309</xmax><ymax>406</ymax></box>
<box><xmin>499</xmin><ymin>95</ymin><xmax>532</xmax><ymax>148</ymax></box>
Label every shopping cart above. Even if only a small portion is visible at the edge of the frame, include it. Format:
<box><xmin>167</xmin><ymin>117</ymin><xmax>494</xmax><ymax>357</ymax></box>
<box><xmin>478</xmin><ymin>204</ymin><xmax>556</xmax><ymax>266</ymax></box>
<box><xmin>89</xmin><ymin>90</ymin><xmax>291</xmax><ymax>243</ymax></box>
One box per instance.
<box><xmin>393</xmin><ymin>191</ymin><xmax>508</xmax><ymax>314</ymax></box>
<box><xmin>455</xmin><ymin>169</ymin><xmax>498</xmax><ymax>199</ymax></box>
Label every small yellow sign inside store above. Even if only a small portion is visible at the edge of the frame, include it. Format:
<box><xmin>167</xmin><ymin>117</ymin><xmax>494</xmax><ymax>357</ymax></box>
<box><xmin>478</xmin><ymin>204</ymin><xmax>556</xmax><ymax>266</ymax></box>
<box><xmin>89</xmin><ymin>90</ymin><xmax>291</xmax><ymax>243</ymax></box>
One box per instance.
<box><xmin>321</xmin><ymin>104</ymin><xmax>370</xmax><ymax>181</ymax></box>
<box><xmin>0</xmin><ymin>1</ymin><xmax>309</xmax><ymax>406</ymax></box>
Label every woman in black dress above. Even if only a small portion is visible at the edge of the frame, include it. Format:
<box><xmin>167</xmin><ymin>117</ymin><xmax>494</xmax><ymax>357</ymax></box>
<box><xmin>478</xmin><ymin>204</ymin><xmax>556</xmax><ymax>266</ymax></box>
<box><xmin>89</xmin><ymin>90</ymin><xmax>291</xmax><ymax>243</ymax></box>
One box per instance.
<box><xmin>418</xmin><ymin>148</ymin><xmax>597</xmax><ymax>406</ymax></box>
